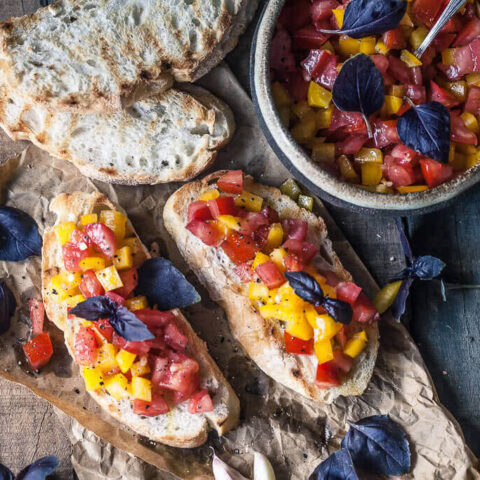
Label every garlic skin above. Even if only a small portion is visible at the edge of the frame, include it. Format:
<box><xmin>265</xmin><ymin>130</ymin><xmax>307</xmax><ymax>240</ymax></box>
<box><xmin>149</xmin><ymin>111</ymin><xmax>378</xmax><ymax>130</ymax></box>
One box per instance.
<box><xmin>253</xmin><ymin>452</ymin><xmax>276</xmax><ymax>480</ymax></box>
<box><xmin>212</xmin><ymin>454</ymin><xmax>249</xmax><ymax>480</ymax></box>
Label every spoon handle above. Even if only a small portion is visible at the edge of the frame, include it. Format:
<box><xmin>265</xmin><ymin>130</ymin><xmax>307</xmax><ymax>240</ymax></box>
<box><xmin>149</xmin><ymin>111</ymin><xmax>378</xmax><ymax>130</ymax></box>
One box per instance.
<box><xmin>414</xmin><ymin>0</ymin><xmax>467</xmax><ymax>58</ymax></box>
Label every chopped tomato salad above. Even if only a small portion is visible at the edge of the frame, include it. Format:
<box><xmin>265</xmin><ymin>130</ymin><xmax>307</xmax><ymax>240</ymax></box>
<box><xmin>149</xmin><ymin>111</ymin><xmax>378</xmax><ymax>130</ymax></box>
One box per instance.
<box><xmin>271</xmin><ymin>0</ymin><xmax>480</xmax><ymax>193</ymax></box>
<box><xmin>186</xmin><ymin>171</ymin><xmax>379</xmax><ymax>389</ymax></box>
<box><xmin>45</xmin><ymin>208</ymin><xmax>213</xmax><ymax>417</ymax></box>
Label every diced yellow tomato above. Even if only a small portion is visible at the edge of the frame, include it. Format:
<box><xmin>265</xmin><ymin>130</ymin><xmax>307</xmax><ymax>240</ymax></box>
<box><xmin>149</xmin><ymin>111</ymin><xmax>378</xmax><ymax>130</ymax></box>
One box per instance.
<box><xmin>456</xmin><ymin>143</ymin><xmax>477</xmax><ymax>155</ymax></box>
<box><xmin>278</xmin><ymin>105</ymin><xmax>291</xmax><ymax>126</ymax></box>
<box><xmin>291</xmin><ymin>115</ymin><xmax>317</xmax><ymax>144</ymax></box>
<box><xmin>321</xmin><ymin>41</ymin><xmax>335</xmax><ymax>54</ymax></box>
<box><xmin>375</xmin><ymin>40</ymin><xmax>390</xmax><ymax>55</ymax></box>
<box><xmin>316</xmin><ymin>105</ymin><xmax>334</xmax><ymax>129</ymax></box>
<box><xmin>452</xmin><ymin>152</ymin><xmax>467</xmax><ymax>171</ymax></box>
<box><xmin>104</xmin><ymin>373</ymin><xmax>129</xmax><ymax>401</ymax></box>
<box><xmin>120</xmin><ymin>237</ymin><xmax>145</xmax><ymax>266</ymax></box>
<box><xmin>409</xmin><ymin>26</ymin><xmax>428</xmax><ymax>50</ymax></box>
<box><xmin>344</xmin><ymin>331</ymin><xmax>368</xmax><ymax>358</ymax></box>
<box><xmin>234</xmin><ymin>191</ymin><xmax>263</xmax><ymax>212</ymax></box>
<box><xmin>308</xmin><ymin>82</ymin><xmax>332</xmax><ymax>108</ymax></box>
<box><xmin>264</xmin><ymin>223</ymin><xmax>284</xmax><ymax>252</ymax></box>
<box><xmin>277</xmin><ymin>283</ymin><xmax>306</xmax><ymax>309</ymax></box>
<box><xmin>442</xmin><ymin>49</ymin><xmax>455</xmax><ymax>65</ymax></box>
<box><xmin>314</xmin><ymin>339</ymin><xmax>334</xmax><ymax>365</ymax></box>
<box><xmin>272</xmin><ymin>82</ymin><xmax>292</xmax><ymax>107</ymax></box>
<box><xmin>48</xmin><ymin>272</ymin><xmax>82</xmax><ymax>300</ymax></box>
<box><xmin>116</xmin><ymin>349</ymin><xmax>136</xmax><ymax>373</ymax></box>
<box><xmin>199</xmin><ymin>189</ymin><xmax>220</xmax><ymax>202</ymax></box>
<box><xmin>305</xmin><ymin>308</ymin><xmax>343</xmax><ymax>340</ymax></box>
<box><xmin>312</xmin><ymin>143</ymin><xmax>336</xmax><ymax>163</ymax></box>
<box><xmin>396</xmin><ymin>185</ymin><xmax>429</xmax><ymax>193</ymax></box>
<box><xmin>466</xmin><ymin>73</ymin><xmax>480</xmax><ymax>86</ymax></box>
<box><xmin>361</xmin><ymin>162</ymin><xmax>383</xmax><ymax>186</ymax></box>
<box><xmin>215</xmin><ymin>215</ymin><xmax>241</xmax><ymax>232</ymax></box>
<box><xmin>99</xmin><ymin>210</ymin><xmax>127</xmax><ymax>243</ymax></box>
<box><xmin>270</xmin><ymin>247</ymin><xmax>287</xmax><ymax>272</ymax></box>
<box><xmin>332</xmin><ymin>8</ymin><xmax>344</xmax><ymax>28</ymax></box>
<box><xmin>338</xmin><ymin>35</ymin><xmax>360</xmax><ymax>56</ymax></box>
<box><xmin>54</xmin><ymin>222</ymin><xmax>77</xmax><ymax>246</ymax></box>
<box><xmin>373</xmin><ymin>280</ymin><xmax>402</xmax><ymax>313</ymax></box>
<box><xmin>252</xmin><ymin>252</ymin><xmax>270</xmax><ymax>270</ymax></box>
<box><xmin>461</xmin><ymin>112</ymin><xmax>479</xmax><ymax>133</ymax></box>
<box><xmin>359</xmin><ymin>37</ymin><xmax>376</xmax><ymax>55</ymax></box>
<box><xmin>64</xmin><ymin>294</ymin><xmax>86</xmax><ymax>309</ymax></box>
<box><xmin>79</xmin><ymin>256</ymin><xmax>107</xmax><ymax>272</ymax></box>
<box><xmin>285</xmin><ymin>314</ymin><xmax>314</xmax><ymax>341</ymax></box>
<box><xmin>131</xmin><ymin>356</ymin><xmax>151</xmax><ymax>377</ymax></box>
<box><xmin>291</xmin><ymin>101</ymin><xmax>313</xmax><ymax>119</ymax></box>
<box><xmin>131</xmin><ymin>376</ymin><xmax>152</xmax><ymax>402</ymax></box>
<box><xmin>446</xmin><ymin>81</ymin><xmax>467</xmax><ymax>101</ymax></box>
<box><xmin>388</xmin><ymin>84</ymin><xmax>406</xmax><ymax>97</ymax></box>
<box><xmin>125</xmin><ymin>296</ymin><xmax>149</xmax><ymax>311</ymax></box>
<box><xmin>384</xmin><ymin>95</ymin><xmax>403</xmax><ymax>115</ymax></box>
<box><xmin>337</xmin><ymin>155</ymin><xmax>360</xmax><ymax>183</ymax></box>
<box><xmin>80</xmin><ymin>214</ymin><xmax>98</xmax><ymax>226</ymax></box>
<box><xmin>400</xmin><ymin>12</ymin><xmax>414</xmax><ymax>27</ymax></box>
<box><xmin>96</xmin><ymin>265</ymin><xmax>123</xmax><ymax>291</ymax></box>
<box><xmin>96</xmin><ymin>343</ymin><xmax>118</xmax><ymax>372</ymax></box>
<box><xmin>113</xmin><ymin>246</ymin><xmax>133</xmax><ymax>271</ymax></box>
<box><xmin>81</xmin><ymin>367</ymin><xmax>104</xmax><ymax>391</ymax></box>
<box><xmin>400</xmin><ymin>49</ymin><xmax>422</xmax><ymax>67</ymax></box>
<box><xmin>466</xmin><ymin>149</ymin><xmax>480</xmax><ymax>168</ymax></box>
<box><xmin>355</xmin><ymin>148</ymin><xmax>383</xmax><ymax>164</ymax></box>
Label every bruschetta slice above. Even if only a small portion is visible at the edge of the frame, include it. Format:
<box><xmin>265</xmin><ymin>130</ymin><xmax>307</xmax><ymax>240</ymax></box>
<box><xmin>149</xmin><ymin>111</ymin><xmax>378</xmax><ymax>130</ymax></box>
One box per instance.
<box><xmin>42</xmin><ymin>192</ymin><xmax>239</xmax><ymax>447</ymax></box>
<box><xmin>164</xmin><ymin>171</ymin><xmax>380</xmax><ymax>404</ymax></box>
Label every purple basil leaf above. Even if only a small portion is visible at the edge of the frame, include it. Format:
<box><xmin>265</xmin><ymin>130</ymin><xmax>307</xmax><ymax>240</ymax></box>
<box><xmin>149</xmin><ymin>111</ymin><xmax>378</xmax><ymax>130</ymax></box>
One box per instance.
<box><xmin>391</xmin><ymin>266</ymin><xmax>414</xmax><ymax>281</ymax></box>
<box><xmin>390</xmin><ymin>278</ymin><xmax>413</xmax><ymax>322</ymax></box>
<box><xmin>136</xmin><ymin>258</ymin><xmax>200</xmax><ymax>311</ymax></box>
<box><xmin>395</xmin><ymin>219</ymin><xmax>413</xmax><ymax>265</ymax></box>
<box><xmin>412</xmin><ymin>255</ymin><xmax>445</xmax><ymax>280</ymax></box>
<box><xmin>0</xmin><ymin>280</ymin><xmax>16</xmax><ymax>335</ymax></box>
<box><xmin>285</xmin><ymin>271</ymin><xmax>324</xmax><ymax>306</ymax></box>
<box><xmin>322</xmin><ymin>297</ymin><xmax>353</xmax><ymax>325</ymax></box>
<box><xmin>69</xmin><ymin>296</ymin><xmax>117</xmax><ymax>320</ymax></box>
<box><xmin>341</xmin><ymin>415</ymin><xmax>411</xmax><ymax>475</ymax></box>
<box><xmin>309</xmin><ymin>449</ymin><xmax>359</xmax><ymax>480</ymax></box>
<box><xmin>0</xmin><ymin>464</ymin><xmax>14</xmax><ymax>480</ymax></box>
<box><xmin>110</xmin><ymin>305</ymin><xmax>154</xmax><ymax>342</ymax></box>
<box><xmin>0</xmin><ymin>206</ymin><xmax>42</xmax><ymax>262</ymax></box>
<box><xmin>17</xmin><ymin>456</ymin><xmax>59</xmax><ymax>480</ymax></box>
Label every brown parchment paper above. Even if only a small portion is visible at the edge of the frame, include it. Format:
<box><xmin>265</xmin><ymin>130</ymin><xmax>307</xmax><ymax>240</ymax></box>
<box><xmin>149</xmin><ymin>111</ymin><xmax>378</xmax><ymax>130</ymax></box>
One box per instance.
<box><xmin>0</xmin><ymin>63</ymin><xmax>479</xmax><ymax>480</ymax></box>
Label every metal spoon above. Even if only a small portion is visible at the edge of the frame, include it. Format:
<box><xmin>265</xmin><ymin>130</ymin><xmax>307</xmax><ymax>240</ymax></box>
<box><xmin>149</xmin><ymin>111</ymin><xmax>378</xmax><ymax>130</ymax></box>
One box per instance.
<box><xmin>414</xmin><ymin>0</ymin><xmax>467</xmax><ymax>59</ymax></box>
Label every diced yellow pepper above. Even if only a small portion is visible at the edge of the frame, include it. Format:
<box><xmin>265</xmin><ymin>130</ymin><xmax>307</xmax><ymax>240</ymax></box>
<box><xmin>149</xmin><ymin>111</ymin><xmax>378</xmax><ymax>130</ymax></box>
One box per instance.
<box><xmin>270</xmin><ymin>248</ymin><xmax>287</xmax><ymax>272</ymax></box>
<box><xmin>361</xmin><ymin>162</ymin><xmax>383</xmax><ymax>186</ymax></box>
<box><xmin>79</xmin><ymin>256</ymin><xmax>107</xmax><ymax>272</ymax></box>
<box><xmin>442</xmin><ymin>49</ymin><xmax>455</xmax><ymax>65</ymax></box>
<box><xmin>316</xmin><ymin>105</ymin><xmax>334</xmax><ymax>129</ymax></box>
<box><xmin>291</xmin><ymin>115</ymin><xmax>317</xmax><ymax>144</ymax></box>
<box><xmin>400</xmin><ymin>49</ymin><xmax>422</xmax><ymax>67</ymax></box>
<box><xmin>466</xmin><ymin>73</ymin><xmax>480</xmax><ymax>86</ymax></box>
<box><xmin>104</xmin><ymin>373</ymin><xmax>129</xmax><ymax>401</ymax></box>
<box><xmin>280</xmin><ymin>178</ymin><xmax>302</xmax><ymax>200</ymax></box>
<box><xmin>375</xmin><ymin>40</ymin><xmax>390</xmax><ymax>55</ymax></box>
<box><xmin>113</xmin><ymin>246</ymin><xmax>134</xmax><ymax>271</ymax></box>
<box><xmin>344</xmin><ymin>331</ymin><xmax>368</xmax><ymax>358</ymax></box>
<box><xmin>321</xmin><ymin>41</ymin><xmax>335</xmax><ymax>54</ymax></box>
<box><xmin>234</xmin><ymin>191</ymin><xmax>263</xmax><ymax>212</ymax></box>
<box><xmin>131</xmin><ymin>376</ymin><xmax>152</xmax><ymax>402</ymax></box>
<box><xmin>307</xmin><ymin>82</ymin><xmax>332</xmax><ymax>108</ymax></box>
<box><xmin>337</xmin><ymin>155</ymin><xmax>360</xmax><ymax>183</ymax></box>
<box><xmin>332</xmin><ymin>8</ymin><xmax>344</xmax><ymax>28</ymax></box>
<box><xmin>121</xmin><ymin>236</ymin><xmax>146</xmax><ymax>266</ymax></box>
<box><xmin>272</xmin><ymin>82</ymin><xmax>292</xmax><ymax>107</ymax></box>
<box><xmin>314</xmin><ymin>339</ymin><xmax>334</xmax><ymax>365</ymax></box>
<box><xmin>396</xmin><ymin>185</ymin><xmax>428</xmax><ymax>193</ymax></box>
<box><xmin>446</xmin><ymin>81</ymin><xmax>467</xmax><ymax>101</ymax></box>
<box><xmin>99</xmin><ymin>210</ymin><xmax>127</xmax><ymax>243</ymax></box>
<box><xmin>277</xmin><ymin>283</ymin><xmax>305</xmax><ymax>309</ymax></box>
<box><xmin>388</xmin><ymin>84</ymin><xmax>406</xmax><ymax>97</ymax></box>
<box><xmin>455</xmin><ymin>143</ymin><xmax>477</xmax><ymax>155</ymax></box>
<box><xmin>305</xmin><ymin>308</ymin><xmax>343</xmax><ymax>340</ymax></box>
<box><xmin>338</xmin><ymin>35</ymin><xmax>360</xmax><ymax>56</ymax></box>
<box><xmin>461</xmin><ymin>112</ymin><xmax>479</xmax><ymax>133</ymax></box>
<box><xmin>48</xmin><ymin>272</ymin><xmax>82</xmax><ymax>300</ymax></box>
<box><xmin>96</xmin><ymin>343</ymin><xmax>118</xmax><ymax>373</ymax></box>
<box><xmin>252</xmin><ymin>252</ymin><xmax>270</xmax><ymax>270</ymax></box>
<box><xmin>199</xmin><ymin>189</ymin><xmax>220</xmax><ymax>201</ymax></box>
<box><xmin>125</xmin><ymin>296</ymin><xmax>149</xmax><ymax>311</ymax></box>
<box><xmin>80</xmin><ymin>214</ymin><xmax>98</xmax><ymax>226</ymax></box>
<box><xmin>96</xmin><ymin>265</ymin><xmax>123</xmax><ymax>291</ymax></box>
<box><xmin>409</xmin><ymin>26</ymin><xmax>428</xmax><ymax>50</ymax></box>
<box><xmin>452</xmin><ymin>152</ymin><xmax>467</xmax><ymax>171</ymax></box>
<box><xmin>384</xmin><ymin>95</ymin><xmax>403</xmax><ymax>115</ymax></box>
<box><xmin>298</xmin><ymin>195</ymin><xmax>314</xmax><ymax>211</ymax></box>
<box><xmin>291</xmin><ymin>101</ymin><xmax>313</xmax><ymax>120</ymax></box>
<box><xmin>355</xmin><ymin>148</ymin><xmax>383</xmax><ymax>164</ymax></box>
<box><xmin>400</xmin><ymin>12</ymin><xmax>414</xmax><ymax>27</ymax></box>
<box><xmin>64</xmin><ymin>294</ymin><xmax>86</xmax><ymax>309</ymax></box>
<box><xmin>216</xmin><ymin>215</ymin><xmax>242</xmax><ymax>232</ymax></box>
<box><xmin>211</xmin><ymin>219</ymin><xmax>231</xmax><ymax>238</ymax></box>
<box><xmin>81</xmin><ymin>367</ymin><xmax>104</xmax><ymax>391</ymax></box>
<box><xmin>259</xmin><ymin>304</ymin><xmax>293</xmax><ymax>322</ymax></box>
<box><xmin>359</xmin><ymin>37</ymin><xmax>376</xmax><ymax>55</ymax></box>
<box><xmin>312</xmin><ymin>143</ymin><xmax>336</xmax><ymax>163</ymax></box>
<box><xmin>278</xmin><ymin>105</ymin><xmax>291</xmax><ymax>126</ymax></box>
<box><xmin>249</xmin><ymin>282</ymin><xmax>270</xmax><ymax>302</ymax></box>
<box><xmin>466</xmin><ymin>150</ymin><xmax>480</xmax><ymax>168</ymax></box>
<box><xmin>285</xmin><ymin>314</ymin><xmax>314</xmax><ymax>341</ymax></box>
<box><xmin>373</xmin><ymin>280</ymin><xmax>402</xmax><ymax>313</ymax></box>
<box><xmin>54</xmin><ymin>222</ymin><xmax>77</xmax><ymax>246</ymax></box>
<box><xmin>116</xmin><ymin>349</ymin><xmax>136</xmax><ymax>373</ymax></box>
<box><xmin>449</xmin><ymin>142</ymin><xmax>456</xmax><ymax>162</ymax></box>
<box><xmin>130</xmin><ymin>356</ymin><xmax>151</xmax><ymax>377</ymax></box>
<box><xmin>265</xmin><ymin>223</ymin><xmax>284</xmax><ymax>252</ymax></box>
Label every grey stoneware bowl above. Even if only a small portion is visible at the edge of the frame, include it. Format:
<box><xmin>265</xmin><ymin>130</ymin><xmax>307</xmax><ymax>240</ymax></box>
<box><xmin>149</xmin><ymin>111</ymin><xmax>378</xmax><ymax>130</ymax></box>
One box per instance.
<box><xmin>250</xmin><ymin>0</ymin><xmax>480</xmax><ymax>215</ymax></box>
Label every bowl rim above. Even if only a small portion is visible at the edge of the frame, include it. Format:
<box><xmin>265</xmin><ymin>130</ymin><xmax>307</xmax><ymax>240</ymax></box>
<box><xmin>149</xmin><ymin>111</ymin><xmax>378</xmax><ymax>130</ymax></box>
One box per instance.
<box><xmin>249</xmin><ymin>0</ymin><xmax>480</xmax><ymax>215</ymax></box>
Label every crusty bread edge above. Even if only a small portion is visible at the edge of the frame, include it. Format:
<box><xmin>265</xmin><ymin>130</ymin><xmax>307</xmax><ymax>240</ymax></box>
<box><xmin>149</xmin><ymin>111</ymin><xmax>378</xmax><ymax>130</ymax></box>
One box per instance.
<box><xmin>163</xmin><ymin>171</ymin><xmax>380</xmax><ymax>404</ymax></box>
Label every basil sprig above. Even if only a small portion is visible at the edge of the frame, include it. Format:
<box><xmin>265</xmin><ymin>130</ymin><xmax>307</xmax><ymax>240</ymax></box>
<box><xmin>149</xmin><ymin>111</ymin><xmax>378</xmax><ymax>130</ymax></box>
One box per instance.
<box><xmin>0</xmin><ymin>279</ymin><xmax>16</xmax><ymax>335</ymax></box>
<box><xmin>0</xmin><ymin>455</ymin><xmax>59</xmax><ymax>480</ymax></box>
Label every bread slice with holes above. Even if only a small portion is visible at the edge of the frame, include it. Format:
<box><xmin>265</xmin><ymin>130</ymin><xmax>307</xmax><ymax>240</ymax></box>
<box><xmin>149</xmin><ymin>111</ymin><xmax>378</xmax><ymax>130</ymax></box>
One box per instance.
<box><xmin>0</xmin><ymin>0</ymin><xmax>258</xmax><ymax>113</ymax></box>
<box><xmin>42</xmin><ymin>191</ymin><xmax>240</xmax><ymax>447</ymax></box>
<box><xmin>0</xmin><ymin>80</ymin><xmax>234</xmax><ymax>184</ymax></box>
<box><xmin>163</xmin><ymin>172</ymin><xmax>380</xmax><ymax>404</ymax></box>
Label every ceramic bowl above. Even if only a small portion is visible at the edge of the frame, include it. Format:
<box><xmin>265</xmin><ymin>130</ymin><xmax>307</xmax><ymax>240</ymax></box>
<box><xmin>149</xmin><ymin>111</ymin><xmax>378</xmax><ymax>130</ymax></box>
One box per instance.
<box><xmin>250</xmin><ymin>0</ymin><xmax>480</xmax><ymax>215</ymax></box>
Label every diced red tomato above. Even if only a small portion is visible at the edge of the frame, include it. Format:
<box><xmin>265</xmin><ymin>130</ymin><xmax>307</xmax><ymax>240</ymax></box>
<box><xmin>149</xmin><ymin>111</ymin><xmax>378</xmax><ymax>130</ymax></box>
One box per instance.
<box><xmin>388</xmin><ymin>55</ymin><xmax>412</xmax><ymax>84</ymax></box>
<box><xmin>284</xmin><ymin>253</ymin><xmax>304</xmax><ymax>272</ymax></box>
<box><xmin>29</xmin><ymin>299</ymin><xmax>44</xmax><ymax>336</ymax></box>
<box><xmin>293</xmin><ymin>26</ymin><xmax>329</xmax><ymax>50</ymax></box>
<box><xmin>186</xmin><ymin>219</ymin><xmax>224</xmax><ymax>247</ymax></box>
<box><xmin>284</xmin><ymin>332</ymin><xmax>314</xmax><ymax>354</ymax></box>
<box><xmin>291</xmin><ymin>0</ymin><xmax>312</xmax><ymax>31</ymax></box>
<box><xmin>453</xmin><ymin>17</ymin><xmax>480</xmax><ymax>47</ymax></box>
<box><xmin>464</xmin><ymin>85</ymin><xmax>480</xmax><ymax>114</ymax></box>
<box><xmin>319</xmin><ymin>270</ymin><xmax>340</xmax><ymax>287</ymax></box>
<box><xmin>382</xmin><ymin>27</ymin><xmax>406</xmax><ymax>50</ymax></box>
<box><xmin>153</xmin><ymin>352</ymin><xmax>200</xmax><ymax>393</ymax></box>
<box><xmin>83</xmin><ymin>223</ymin><xmax>117</xmax><ymax>258</ymax></box>
<box><xmin>352</xmin><ymin>293</ymin><xmax>380</xmax><ymax>323</ymax></box>
<box><xmin>79</xmin><ymin>270</ymin><xmax>105</xmax><ymax>298</ymax></box>
<box><xmin>283</xmin><ymin>239</ymin><xmax>318</xmax><ymax>264</ymax></box>
<box><xmin>333</xmin><ymin>349</ymin><xmax>354</xmax><ymax>373</ymax></box>
<box><xmin>420</xmin><ymin>158</ymin><xmax>454</xmax><ymax>188</ymax></box>
<box><xmin>336</xmin><ymin>135</ymin><xmax>368</xmax><ymax>155</ymax></box>
<box><xmin>62</xmin><ymin>243</ymin><xmax>90</xmax><ymax>272</ymax></box>
<box><xmin>74</xmin><ymin>327</ymin><xmax>98</xmax><ymax>366</ymax></box>
<box><xmin>94</xmin><ymin>318</ymin><xmax>114</xmax><ymax>342</ymax></box>
<box><xmin>370</xmin><ymin>55</ymin><xmax>389</xmax><ymax>75</ymax></box>
<box><xmin>453</xmin><ymin>38</ymin><xmax>480</xmax><ymax>76</ymax></box>
<box><xmin>133</xmin><ymin>395</ymin><xmax>170</xmax><ymax>416</ymax></box>
<box><xmin>253</xmin><ymin>224</ymin><xmax>271</xmax><ymax>250</ymax></box>
<box><xmin>429</xmin><ymin>80</ymin><xmax>460</xmax><ymax>107</ymax></box>
<box><xmin>114</xmin><ymin>268</ymin><xmax>138</xmax><ymax>298</ymax></box>
<box><xmin>164</xmin><ymin>321</ymin><xmax>188</xmax><ymax>351</ymax></box>
<box><xmin>412</xmin><ymin>0</ymin><xmax>443</xmax><ymax>27</ymax></box>
<box><xmin>147</xmin><ymin>336</ymin><xmax>168</xmax><ymax>352</ymax></box>
<box><xmin>451</xmin><ymin>114</ymin><xmax>478</xmax><ymax>145</ymax></box>
<box><xmin>406</xmin><ymin>85</ymin><xmax>427</xmax><ymax>105</ymax></box>
<box><xmin>136</xmin><ymin>309</ymin><xmax>176</xmax><ymax>328</ymax></box>
<box><xmin>188</xmin><ymin>201</ymin><xmax>213</xmax><ymax>223</ymax></box>
<box><xmin>207</xmin><ymin>197</ymin><xmax>237</xmax><ymax>218</ymax></box>
<box><xmin>239</xmin><ymin>212</ymin><xmax>269</xmax><ymax>236</ymax></box>
<box><xmin>270</xmin><ymin>29</ymin><xmax>296</xmax><ymax>75</ymax></box>
<box><xmin>105</xmin><ymin>291</ymin><xmax>125</xmax><ymax>306</ymax></box>
<box><xmin>335</xmin><ymin>282</ymin><xmax>362</xmax><ymax>305</ymax></box>
<box><xmin>217</xmin><ymin>170</ymin><xmax>243</xmax><ymax>194</ymax></box>
<box><xmin>221</xmin><ymin>232</ymin><xmax>257</xmax><ymax>265</ymax></box>
<box><xmin>315</xmin><ymin>361</ymin><xmax>341</xmax><ymax>388</ymax></box>
<box><xmin>329</xmin><ymin>109</ymin><xmax>365</xmax><ymax>132</ymax></box>
<box><xmin>233</xmin><ymin>263</ymin><xmax>254</xmax><ymax>282</ymax></box>
<box><xmin>255</xmin><ymin>260</ymin><xmax>286</xmax><ymax>289</ymax></box>
<box><xmin>385</xmin><ymin>162</ymin><xmax>416</xmax><ymax>188</ymax></box>
<box><xmin>260</xmin><ymin>206</ymin><xmax>280</xmax><ymax>224</ymax></box>
<box><xmin>112</xmin><ymin>333</ymin><xmax>151</xmax><ymax>356</ymax></box>
<box><xmin>281</xmin><ymin>219</ymin><xmax>308</xmax><ymax>241</ymax></box>
<box><xmin>23</xmin><ymin>332</ymin><xmax>54</xmax><ymax>370</ymax></box>
<box><xmin>335</xmin><ymin>327</ymin><xmax>347</xmax><ymax>349</ymax></box>
<box><xmin>311</xmin><ymin>0</ymin><xmax>339</xmax><ymax>22</ymax></box>
<box><xmin>440</xmin><ymin>15</ymin><xmax>462</xmax><ymax>34</ymax></box>
<box><xmin>372</xmin><ymin>119</ymin><xmax>400</xmax><ymax>148</ymax></box>
<box><xmin>302</xmin><ymin>50</ymin><xmax>337</xmax><ymax>89</ymax></box>
<box><xmin>285</xmin><ymin>70</ymin><xmax>309</xmax><ymax>101</ymax></box>
<box><xmin>172</xmin><ymin>374</ymin><xmax>200</xmax><ymax>404</ymax></box>
<box><xmin>391</xmin><ymin>144</ymin><xmax>418</xmax><ymax>162</ymax></box>
<box><xmin>188</xmin><ymin>389</ymin><xmax>214</xmax><ymax>414</ymax></box>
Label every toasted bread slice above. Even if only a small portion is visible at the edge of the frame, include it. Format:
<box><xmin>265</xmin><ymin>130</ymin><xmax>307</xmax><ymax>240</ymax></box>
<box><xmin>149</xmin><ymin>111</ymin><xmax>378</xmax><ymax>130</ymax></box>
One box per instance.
<box><xmin>0</xmin><ymin>0</ymin><xmax>257</xmax><ymax>113</ymax></box>
<box><xmin>0</xmin><ymin>80</ymin><xmax>234</xmax><ymax>185</ymax></box>
<box><xmin>42</xmin><ymin>191</ymin><xmax>240</xmax><ymax>447</ymax></box>
<box><xmin>163</xmin><ymin>172</ymin><xmax>380</xmax><ymax>404</ymax></box>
